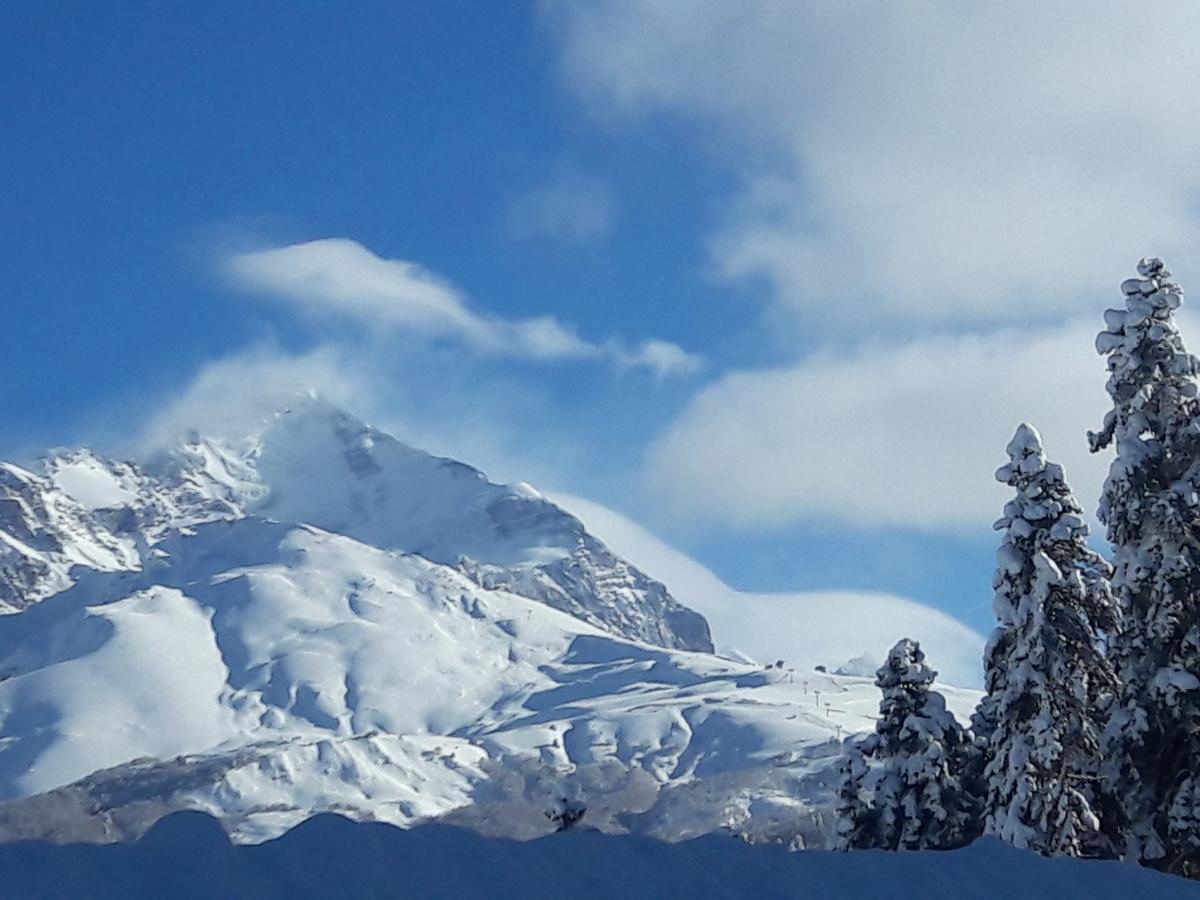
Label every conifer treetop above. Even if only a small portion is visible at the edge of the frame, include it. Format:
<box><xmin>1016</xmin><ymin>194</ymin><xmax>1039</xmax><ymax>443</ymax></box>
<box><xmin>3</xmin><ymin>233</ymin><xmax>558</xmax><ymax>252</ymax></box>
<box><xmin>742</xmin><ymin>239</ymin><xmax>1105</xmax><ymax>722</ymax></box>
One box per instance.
<box><xmin>875</xmin><ymin>637</ymin><xmax>936</xmax><ymax>693</ymax></box>
<box><xmin>1089</xmin><ymin>257</ymin><xmax>1198</xmax><ymax>456</ymax></box>
<box><xmin>995</xmin><ymin>422</ymin><xmax>1080</xmax><ymax>526</ymax></box>
<box><xmin>993</xmin><ymin>423</ymin><xmax>1100</xmax><ymax>620</ymax></box>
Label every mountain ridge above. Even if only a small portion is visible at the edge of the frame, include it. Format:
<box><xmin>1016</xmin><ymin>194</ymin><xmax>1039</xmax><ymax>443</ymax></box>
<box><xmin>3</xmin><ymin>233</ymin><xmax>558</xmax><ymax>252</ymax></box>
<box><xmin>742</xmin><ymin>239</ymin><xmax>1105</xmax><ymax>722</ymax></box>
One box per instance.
<box><xmin>0</xmin><ymin>398</ymin><xmax>981</xmax><ymax>848</ymax></box>
<box><xmin>4</xmin><ymin>398</ymin><xmax>711</xmax><ymax>654</ymax></box>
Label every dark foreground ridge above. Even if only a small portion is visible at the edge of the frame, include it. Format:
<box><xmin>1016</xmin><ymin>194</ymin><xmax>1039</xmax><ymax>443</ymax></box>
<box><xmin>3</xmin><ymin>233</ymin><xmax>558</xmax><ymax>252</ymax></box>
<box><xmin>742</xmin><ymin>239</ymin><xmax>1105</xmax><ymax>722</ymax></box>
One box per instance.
<box><xmin>1</xmin><ymin>812</ymin><xmax>1197</xmax><ymax>899</ymax></box>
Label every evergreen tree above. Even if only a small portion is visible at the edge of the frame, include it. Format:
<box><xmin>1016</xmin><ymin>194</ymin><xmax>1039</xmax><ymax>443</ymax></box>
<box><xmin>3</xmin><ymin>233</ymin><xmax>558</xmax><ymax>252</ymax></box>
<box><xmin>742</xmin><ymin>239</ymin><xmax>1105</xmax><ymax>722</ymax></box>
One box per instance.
<box><xmin>836</xmin><ymin>638</ymin><xmax>980</xmax><ymax>850</ymax></box>
<box><xmin>982</xmin><ymin>423</ymin><xmax>1117</xmax><ymax>857</ymax></box>
<box><xmin>1090</xmin><ymin>258</ymin><xmax>1200</xmax><ymax>876</ymax></box>
<box><xmin>834</xmin><ymin>739</ymin><xmax>875</xmax><ymax>850</ymax></box>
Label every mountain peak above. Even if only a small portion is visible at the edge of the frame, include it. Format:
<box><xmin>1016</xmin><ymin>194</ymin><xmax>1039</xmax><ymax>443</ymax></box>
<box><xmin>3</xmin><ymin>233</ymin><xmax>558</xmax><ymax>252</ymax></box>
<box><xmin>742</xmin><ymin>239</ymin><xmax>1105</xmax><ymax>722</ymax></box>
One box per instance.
<box><xmin>227</xmin><ymin>404</ymin><xmax>714</xmax><ymax>652</ymax></box>
<box><xmin>5</xmin><ymin>403</ymin><xmax>712</xmax><ymax>653</ymax></box>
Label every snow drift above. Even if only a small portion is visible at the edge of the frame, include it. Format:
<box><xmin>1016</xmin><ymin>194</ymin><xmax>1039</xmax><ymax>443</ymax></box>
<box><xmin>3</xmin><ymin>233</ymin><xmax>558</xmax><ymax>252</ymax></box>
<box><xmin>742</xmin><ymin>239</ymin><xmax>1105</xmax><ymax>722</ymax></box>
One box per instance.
<box><xmin>2</xmin><ymin>811</ymin><xmax>1196</xmax><ymax>900</ymax></box>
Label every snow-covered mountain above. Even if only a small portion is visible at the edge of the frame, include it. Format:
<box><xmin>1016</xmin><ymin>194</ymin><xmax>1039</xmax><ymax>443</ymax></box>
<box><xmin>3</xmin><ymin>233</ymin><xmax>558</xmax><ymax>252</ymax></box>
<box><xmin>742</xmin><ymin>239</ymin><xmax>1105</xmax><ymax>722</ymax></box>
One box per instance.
<box><xmin>0</xmin><ymin>461</ymin><xmax>140</xmax><ymax>611</ymax></box>
<box><xmin>0</xmin><ymin>399</ymin><xmax>981</xmax><ymax>846</ymax></box>
<box><xmin>5</xmin><ymin>399</ymin><xmax>711</xmax><ymax>653</ymax></box>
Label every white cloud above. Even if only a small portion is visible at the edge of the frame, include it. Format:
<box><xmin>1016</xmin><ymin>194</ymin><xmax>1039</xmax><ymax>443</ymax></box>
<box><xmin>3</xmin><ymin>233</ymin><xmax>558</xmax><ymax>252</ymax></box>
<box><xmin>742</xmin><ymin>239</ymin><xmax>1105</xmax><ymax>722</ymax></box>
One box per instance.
<box><xmin>133</xmin><ymin>344</ymin><xmax>373</xmax><ymax>453</ymax></box>
<box><xmin>553</xmin><ymin>491</ymin><xmax>986</xmax><ymax>687</ymax></box>
<box><xmin>547</xmin><ymin>1</ymin><xmax>1200</xmax><ymax>328</ymax></box>
<box><xmin>127</xmin><ymin>341</ymin><xmax>591</xmax><ymax>493</ymax></box>
<box><xmin>505</xmin><ymin>169</ymin><xmax>613</xmax><ymax>243</ymax></box>
<box><xmin>642</xmin><ymin>315</ymin><xmax>1155</xmax><ymax>532</ymax></box>
<box><xmin>611</xmin><ymin>338</ymin><xmax>703</xmax><ymax>380</ymax></box>
<box><xmin>225</xmin><ymin>238</ymin><xmax>701</xmax><ymax>377</ymax></box>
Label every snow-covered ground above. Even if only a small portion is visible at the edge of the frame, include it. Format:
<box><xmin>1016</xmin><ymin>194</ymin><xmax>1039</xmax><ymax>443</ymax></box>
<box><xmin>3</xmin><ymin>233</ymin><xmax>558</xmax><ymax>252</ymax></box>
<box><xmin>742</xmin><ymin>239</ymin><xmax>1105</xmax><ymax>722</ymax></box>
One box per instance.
<box><xmin>0</xmin><ymin>516</ymin><xmax>975</xmax><ymax>845</ymax></box>
<box><xmin>0</xmin><ymin>399</ymin><xmax>984</xmax><ymax>847</ymax></box>
<box><xmin>3</xmin><ymin>811</ymin><xmax>1196</xmax><ymax>900</ymax></box>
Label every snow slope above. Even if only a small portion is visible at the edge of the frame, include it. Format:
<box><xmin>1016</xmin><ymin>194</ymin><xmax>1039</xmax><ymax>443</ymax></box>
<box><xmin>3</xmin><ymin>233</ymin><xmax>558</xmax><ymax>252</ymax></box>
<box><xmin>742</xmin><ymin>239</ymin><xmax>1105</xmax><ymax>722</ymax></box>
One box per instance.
<box><xmin>3</xmin><ymin>812</ymin><xmax>1196</xmax><ymax>900</ymax></box>
<box><xmin>0</xmin><ymin>515</ymin><xmax>969</xmax><ymax>844</ymax></box>
<box><xmin>554</xmin><ymin>492</ymin><xmax>987</xmax><ymax>687</ymax></box>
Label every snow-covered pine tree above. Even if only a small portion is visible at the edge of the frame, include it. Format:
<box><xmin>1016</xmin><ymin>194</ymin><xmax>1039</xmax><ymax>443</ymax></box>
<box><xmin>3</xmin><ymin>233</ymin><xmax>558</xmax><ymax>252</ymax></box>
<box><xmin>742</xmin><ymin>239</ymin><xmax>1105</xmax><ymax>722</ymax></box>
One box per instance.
<box><xmin>834</xmin><ymin>738</ymin><xmax>875</xmax><ymax>850</ymax></box>
<box><xmin>982</xmin><ymin>423</ymin><xmax>1118</xmax><ymax>857</ymax></box>
<box><xmin>837</xmin><ymin>638</ymin><xmax>980</xmax><ymax>851</ymax></box>
<box><xmin>1090</xmin><ymin>258</ymin><xmax>1200</xmax><ymax>876</ymax></box>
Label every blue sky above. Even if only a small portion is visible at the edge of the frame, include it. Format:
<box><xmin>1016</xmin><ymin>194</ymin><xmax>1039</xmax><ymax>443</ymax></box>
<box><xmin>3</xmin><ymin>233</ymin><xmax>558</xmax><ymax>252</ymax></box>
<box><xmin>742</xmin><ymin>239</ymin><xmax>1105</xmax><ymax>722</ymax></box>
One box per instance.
<box><xmin>6</xmin><ymin>2</ymin><xmax>1200</xmax><ymax>638</ymax></box>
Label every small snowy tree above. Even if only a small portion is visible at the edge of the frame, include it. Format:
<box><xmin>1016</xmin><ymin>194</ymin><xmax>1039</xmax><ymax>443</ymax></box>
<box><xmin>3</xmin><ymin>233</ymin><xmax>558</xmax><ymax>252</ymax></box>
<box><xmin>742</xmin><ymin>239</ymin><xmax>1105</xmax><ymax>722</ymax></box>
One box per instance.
<box><xmin>981</xmin><ymin>423</ymin><xmax>1118</xmax><ymax>857</ymax></box>
<box><xmin>1090</xmin><ymin>258</ymin><xmax>1200</xmax><ymax>876</ymax></box>
<box><xmin>837</xmin><ymin>639</ymin><xmax>980</xmax><ymax>851</ymax></box>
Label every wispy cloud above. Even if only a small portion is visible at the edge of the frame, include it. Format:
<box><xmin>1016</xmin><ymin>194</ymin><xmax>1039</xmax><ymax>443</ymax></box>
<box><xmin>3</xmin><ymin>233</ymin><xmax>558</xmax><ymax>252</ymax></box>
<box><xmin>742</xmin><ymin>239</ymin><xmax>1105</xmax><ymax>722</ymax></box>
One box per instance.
<box><xmin>548</xmin><ymin>2</ymin><xmax>1200</xmax><ymax>330</ymax></box>
<box><xmin>225</xmin><ymin>238</ymin><xmax>701</xmax><ymax>377</ymax></box>
<box><xmin>132</xmin><ymin>344</ymin><xmax>371</xmax><ymax>453</ymax></box>
<box><xmin>129</xmin><ymin>340</ymin><xmax>583</xmax><ymax>489</ymax></box>
<box><xmin>505</xmin><ymin>169</ymin><xmax>613</xmax><ymax>244</ymax></box>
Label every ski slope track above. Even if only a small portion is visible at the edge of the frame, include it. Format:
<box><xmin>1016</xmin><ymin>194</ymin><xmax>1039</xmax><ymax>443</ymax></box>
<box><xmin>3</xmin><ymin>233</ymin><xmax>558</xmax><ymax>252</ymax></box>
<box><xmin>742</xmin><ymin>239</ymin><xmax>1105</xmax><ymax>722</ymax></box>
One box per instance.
<box><xmin>0</xmin><ymin>399</ymin><xmax>982</xmax><ymax>846</ymax></box>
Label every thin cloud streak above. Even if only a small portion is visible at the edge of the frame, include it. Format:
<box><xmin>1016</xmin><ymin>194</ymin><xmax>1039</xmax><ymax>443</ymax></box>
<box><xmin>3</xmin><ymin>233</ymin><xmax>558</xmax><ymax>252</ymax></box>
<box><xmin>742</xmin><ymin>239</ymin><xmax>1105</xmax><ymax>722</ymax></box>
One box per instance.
<box><xmin>225</xmin><ymin>238</ymin><xmax>702</xmax><ymax>378</ymax></box>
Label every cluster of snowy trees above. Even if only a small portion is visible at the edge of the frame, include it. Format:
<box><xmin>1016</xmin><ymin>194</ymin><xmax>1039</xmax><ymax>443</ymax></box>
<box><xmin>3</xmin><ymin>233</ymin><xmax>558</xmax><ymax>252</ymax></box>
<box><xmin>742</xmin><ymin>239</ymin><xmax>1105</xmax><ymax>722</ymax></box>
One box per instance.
<box><xmin>834</xmin><ymin>638</ymin><xmax>980</xmax><ymax>851</ymax></box>
<box><xmin>837</xmin><ymin>259</ymin><xmax>1200</xmax><ymax>879</ymax></box>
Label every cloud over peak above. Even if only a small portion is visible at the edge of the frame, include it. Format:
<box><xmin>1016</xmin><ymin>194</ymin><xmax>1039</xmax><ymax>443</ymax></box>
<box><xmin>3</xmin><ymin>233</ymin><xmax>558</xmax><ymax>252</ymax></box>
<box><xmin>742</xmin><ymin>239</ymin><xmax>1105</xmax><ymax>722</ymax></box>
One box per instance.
<box><xmin>225</xmin><ymin>238</ymin><xmax>701</xmax><ymax>377</ymax></box>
